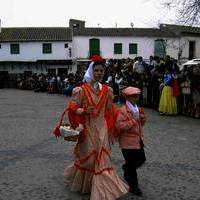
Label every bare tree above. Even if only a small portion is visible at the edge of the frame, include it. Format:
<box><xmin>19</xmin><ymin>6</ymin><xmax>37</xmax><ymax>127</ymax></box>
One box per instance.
<box><xmin>179</xmin><ymin>0</ymin><xmax>200</xmax><ymax>25</ymax></box>
<box><xmin>162</xmin><ymin>0</ymin><xmax>200</xmax><ymax>25</ymax></box>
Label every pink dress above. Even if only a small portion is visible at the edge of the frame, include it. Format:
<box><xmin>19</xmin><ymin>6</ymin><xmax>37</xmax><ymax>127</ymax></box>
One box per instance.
<box><xmin>64</xmin><ymin>83</ymin><xmax>128</xmax><ymax>200</ymax></box>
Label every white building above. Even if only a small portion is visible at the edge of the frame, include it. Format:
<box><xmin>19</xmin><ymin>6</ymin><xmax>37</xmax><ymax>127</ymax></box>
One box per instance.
<box><xmin>0</xmin><ymin>27</ymin><xmax>72</xmax><ymax>76</ymax></box>
<box><xmin>73</xmin><ymin>21</ymin><xmax>200</xmax><ymax>64</ymax></box>
<box><xmin>0</xmin><ymin>19</ymin><xmax>200</xmax><ymax>76</ymax></box>
<box><xmin>159</xmin><ymin>24</ymin><xmax>200</xmax><ymax>62</ymax></box>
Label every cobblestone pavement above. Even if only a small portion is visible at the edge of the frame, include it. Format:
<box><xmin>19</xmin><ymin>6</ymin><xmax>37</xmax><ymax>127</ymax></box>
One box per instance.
<box><xmin>0</xmin><ymin>89</ymin><xmax>200</xmax><ymax>200</ymax></box>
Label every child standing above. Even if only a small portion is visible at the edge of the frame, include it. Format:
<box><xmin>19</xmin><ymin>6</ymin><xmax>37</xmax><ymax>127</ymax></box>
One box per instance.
<box><xmin>115</xmin><ymin>86</ymin><xmax>147</xmax><ymax>197</ymax></box>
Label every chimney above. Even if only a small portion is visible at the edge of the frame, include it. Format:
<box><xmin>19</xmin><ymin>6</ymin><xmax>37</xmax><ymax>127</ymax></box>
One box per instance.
<box><xmin>69</xmin><ymin>19</ymin><xmax>85</xmax><ymax>29</ymax></box>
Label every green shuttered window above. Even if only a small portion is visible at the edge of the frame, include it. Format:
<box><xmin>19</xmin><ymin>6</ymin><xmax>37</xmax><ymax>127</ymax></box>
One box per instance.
<box><xmin>10</xmin><ymin>44</ymin><xmax>20</xmax><ymax>54</ymax></box>
<box><xmin>129</xmin><ymin>43</ymin><xmax>137</xmax><ymax>54</ymax></box>
<box><xmin>43</xmin><ymin>43</ymin><xmax>52</xmax><ymax>54</ymax></box>
<box><xmin>114</xmin><ymin>43</ymin><xmax>122</xmax><ymax>54</ymax></box>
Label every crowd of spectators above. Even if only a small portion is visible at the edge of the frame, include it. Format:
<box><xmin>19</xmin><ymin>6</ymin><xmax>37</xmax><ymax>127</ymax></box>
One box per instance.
<box><xmin>1</xmin><ymin>55</ymin><xmax>200</xmax><ymax>118</ymax></box>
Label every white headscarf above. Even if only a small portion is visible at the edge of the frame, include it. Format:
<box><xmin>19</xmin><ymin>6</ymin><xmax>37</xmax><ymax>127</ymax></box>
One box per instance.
<box><xmin>83</xmin><ymin>61</ymin><xmax>94</xmax><ymax>83</ymax></box>
<box><xmin>83</xmin><ymin>61</ymin><xmax>103</xmax><ymax>90</ymax></box>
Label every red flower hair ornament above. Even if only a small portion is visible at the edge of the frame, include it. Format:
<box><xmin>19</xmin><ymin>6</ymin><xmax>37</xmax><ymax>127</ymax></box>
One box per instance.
<box><xmin>92</xmin><ymin>55</ymin><xmax>103</xmax><ymax>63</ymax></box>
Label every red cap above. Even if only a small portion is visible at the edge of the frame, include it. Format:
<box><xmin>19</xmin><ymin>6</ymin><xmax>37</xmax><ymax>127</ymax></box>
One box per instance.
<box><xmin>122</xmin><ymin>87</ymin><xmax>141</xmax><ymax>97</ymax></box>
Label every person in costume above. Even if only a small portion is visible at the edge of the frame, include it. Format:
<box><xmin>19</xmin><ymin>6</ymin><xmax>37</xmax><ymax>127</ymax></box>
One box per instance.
<box><xmin>159</xmin><ymin>67</ymin><xmax>178</xmax><ymax>115</ymax></box>
<box><xmin>55</xmin><ymin>55</ymin><xmax>128</xmax><ymax>200</ymax></box>
<box><xmin>115</xmin><ymin>87</ymin><xmax>146</xmax><ymax>197</ymax></box>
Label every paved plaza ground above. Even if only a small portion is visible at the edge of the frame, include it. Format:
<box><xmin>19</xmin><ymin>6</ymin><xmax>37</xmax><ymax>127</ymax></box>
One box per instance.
<box><xmin>0</xmin><ymin>89</ymin><xmax>200</xmax><ymax>200</ymax></box>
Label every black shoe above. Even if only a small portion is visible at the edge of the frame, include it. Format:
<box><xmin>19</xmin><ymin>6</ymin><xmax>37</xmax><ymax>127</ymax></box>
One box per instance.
<box><xmin>129</xmin><ymin>187</ymin><xmax>143</xmax><ymax>197</ymax></box>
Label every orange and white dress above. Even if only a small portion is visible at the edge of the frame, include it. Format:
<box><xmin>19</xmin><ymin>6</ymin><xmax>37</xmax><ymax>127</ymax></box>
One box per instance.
<box><xmin>64</xmin><ymin>83</ymin><xmax>128</xmax><ymax>200</ymax></box>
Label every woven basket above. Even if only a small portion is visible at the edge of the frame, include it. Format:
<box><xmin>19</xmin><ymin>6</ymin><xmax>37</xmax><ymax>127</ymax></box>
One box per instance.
<box><xmin>60</xmin><ymin>125</ymin><xmax>79</xmax><ymax>142</ymax></box>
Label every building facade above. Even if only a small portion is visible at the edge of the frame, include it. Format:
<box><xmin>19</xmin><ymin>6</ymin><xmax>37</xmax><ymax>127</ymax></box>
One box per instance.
<box><xmin>0</xmin><ymin>19</ymin><xmax>200</xmax><ymax>76</ymax></box>
<box><xmin>0</xmin><ymin>27</ymin><xmax>72</xmax><ymax>76</ymax></box>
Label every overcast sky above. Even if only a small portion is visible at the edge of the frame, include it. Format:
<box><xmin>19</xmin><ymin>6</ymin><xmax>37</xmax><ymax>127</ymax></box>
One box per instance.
<box><xmin>0</xmin><ymin>0</ymin><xmax>178</xmax><ymax>28</ymax></box>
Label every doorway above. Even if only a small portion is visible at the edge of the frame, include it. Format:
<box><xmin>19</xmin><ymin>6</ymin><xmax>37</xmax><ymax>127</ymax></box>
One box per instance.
<box><xmin>189</xmin><ymin>41</ymin><xmax>195</xmax><ymax>59</ymax></box>
<box><xmin>89</xmin><ymin>38</ymin><xmax>100</xmax><ymax>58</ymax></box>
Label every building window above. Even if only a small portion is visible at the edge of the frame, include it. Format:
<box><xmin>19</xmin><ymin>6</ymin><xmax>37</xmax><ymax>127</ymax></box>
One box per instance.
<box><xmin>10</xmin><ymin>43</ymin><xmax>20</xmax><ymax>54</ymax></box>
<box><xmin>68</xmin><ymin>47</ymin><xmax>72</xmax><ymax>57</ymax></box>
<box><xmin>154</xmin><ymin>39</ymin><xmax>166</xmax><ymax>58</ymax></box>
<box><xmin>129</xmin><ymin>43</ymin><xmax>137</xmax><ymax>54</ymax></box>
<box><xmin>114</xmin><ymin>43</ymin><xmax>122</xmax><ymax>54</ymax></box>
<box><xmin>65</xmin><ymin>43</ymin><xmax>68</xmax><ymax>48</ymax></box>
<box><xmin>42</xmin><ymin>43</ymin><xmax>52</xmax><ymax>54</ymax></box>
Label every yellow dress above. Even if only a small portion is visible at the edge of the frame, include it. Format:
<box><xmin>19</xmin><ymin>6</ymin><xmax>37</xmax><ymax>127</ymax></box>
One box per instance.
<box><xmin>159</xmin><ymin>85</ymin><xmax>177</xmax><ymax>115</ymax></box>
<box><xmin>64</xmin><ymin>83</ymin><xmax>128</xmax><ymax>200</ymax></box>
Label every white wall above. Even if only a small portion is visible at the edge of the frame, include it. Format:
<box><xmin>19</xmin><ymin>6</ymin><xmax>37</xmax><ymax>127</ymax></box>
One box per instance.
<box><xmin>181</xmin><ymin>36</ymin><xmax>200</xmax><ymax>59</ymax></box>
<box><xmin>166</xmin><ymin>38</ymin><xmax>180</xmax><ymax>59</ymax></box>
<box><xmin>74</xmin><ymin>35</ymin><xmax>200</xmax><ymax>61</ymax></box>
<box><xmin>0</xmin><ymin>41</ymin><xmax>72</xmax><ymax>61</ymax></box>
<box><xmin>73</xmin><ymin>36</ymin><xmax>158</xmax><ymax>60</ymax></box>
<box><xmin>1</xmin><ymin>35</ymin><xmax>199</xmax><ymax>65</ymax></box>
<box><xmin>166</xmin><ymin>36</ymin><xmax>200</xmax><ymax>60</ymax></box>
